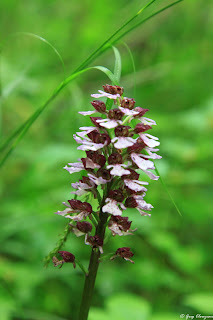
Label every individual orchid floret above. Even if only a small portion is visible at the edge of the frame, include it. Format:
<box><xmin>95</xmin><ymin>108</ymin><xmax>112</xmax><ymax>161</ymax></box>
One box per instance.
<box><xmin>111</xmin><ymin>247</ymin><xmax>134</xmax><ymax>263</ymax></box>
<box><xmin>88</xmin><ymin>168</ymin><xmax>112</xmax><ymax>186</ymax></box>
<box><xmin>108</xmin><ymin>215</ymin><xmax>133</xmax><ymax>236</ymax></box>
<box><xmin>74</xmin><ymin>129</ymin><xmax>111</xmax><ymax>151</ymax></box>
<box><xmin>118</xmin><ymin>106</ymin><xmax>139</xmax><ymax>116</ymax></box>
<box><xmin>86</xmin><ymin>150</ymin><xmax>106</xmax><ymax>168</ymax></box>
<box><xmin>53</xmin><ymin>251</ymin><xmax>76</xmax><ymax>269</ymax></box>
<box><xmin>55</xmin><ymin>199</ymin><xmax>92</xmax><ymax>221</ymax></box>
<box><xmin>122</xmin><ymin>169</ymin><xmax>149</xmax><ymax>193</ymax></box>
<box><xmin>70</xmin><ymin>221</ymin><xmax>93</xmax><ymax>237</ymax></box>
<box><xmin>125</xmin><ymin>195</ymin><xmax>153</xmax><ymax>216</ymax></box>
<box><xmin>139</xmin><ymin>133</ymin><xmax>160</xmax><ymax>148</ymax></box>
<box><xmin>85</xmin><ymin>234</ymin><xmax>104</xmax><ymax>254</ymax></box>
<box><xmin>133</xmin><ymin>107</ymin><xmax>149</xmax><ymax>118</ymax></box>
<box><xmin>102</xmin><ymin>190</ymin><xmax>126</xmax><ymax>216</ymax></box>
<box><xmin>130</xmin><ymin>153</ymin><xmax>159</xmax><ymax>180</ymax></box>
<box><xmin>91</xmin><ymin>100</ymin><xmax>106</xmax><ymax>113</ymax></box>
<box><xmin>107</xmin><ymin>153</ymin><xmax>130</xmax><ymax>177</ymax></box>
<box><xmin>64</xmin><ymin>161</ymin><xmax>85</xmax><ymax>174</ymax></box>
<box><xmin>71</xmin><ymin>176</ymin><xmax>96</xmax><ymax>196</ymax></box>
<box><xmin>134</xmin><ymin>123</ymin><xmax>152</xmax><ymax>133</ymax></box>
<box><xmin>112</xmin><ymin>125</ymin><xmax>136</xmax><ymax>149</ymax></box>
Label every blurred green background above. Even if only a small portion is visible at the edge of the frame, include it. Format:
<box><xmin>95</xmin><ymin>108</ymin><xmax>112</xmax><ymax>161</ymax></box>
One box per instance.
<box><xmin>1</xmin><ymin>0</ymin><xmax>213</xmax><ymax>319</ymax></box>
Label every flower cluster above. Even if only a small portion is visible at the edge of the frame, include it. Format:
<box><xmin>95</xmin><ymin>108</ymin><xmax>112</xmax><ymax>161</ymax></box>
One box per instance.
<box><xmin>54</xmin><ymin>84</ymin><xmax>161</xmax><ymax>265</ymax></box>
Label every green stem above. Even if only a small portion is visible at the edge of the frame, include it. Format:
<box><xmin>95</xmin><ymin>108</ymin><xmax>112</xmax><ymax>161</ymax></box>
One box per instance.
<box><xmin>78</xmin><ymin>186</ymin><xmax>110</xmax><ymax>320</ymax></box>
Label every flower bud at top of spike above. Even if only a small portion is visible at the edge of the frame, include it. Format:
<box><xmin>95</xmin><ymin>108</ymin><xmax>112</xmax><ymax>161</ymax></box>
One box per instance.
<box><xmin>91</xmin><ymin>100</ymin><xmax>106</xmax><ymax>113</ymax></box>
<box><xmin>125</xmin><ymin>196</ymin><xmax>138</xmax><ymax>208</ymax></box>
<box><xmin>108</xmin><ymin>189</ymin><xmax>125</xmax><ymax>202</ymax></box>
<box><xmin>121</xmin><ymin>98</ymin><xmax>135</xmax><ymax>110</ymax></box>
<box><xmin>116</xmin><ymin>247</ymin><xmax>134</xmax><ymax>259</ymax></box>
<box><xmin>115</xmin><ymin>125</ymin><xmax>130</xmax><ymax>137</ymax></box>
<box><xmin>76</xmin><ymin>221</ymin><xmax>92</xmax><ymax>233</ymax></box>
<box><xmin>122</xmin><ymin>168</ymin><xmax>140</xmax><ymax>180</ymax></box>
<box><xmin>108</xmin><ymin>153</ymin><xmax>123</xmax><ymax>165</ymax></box>
<box><xmin>103</xmin><ymin>84</ymin><xmax>124</xmax><ymax>95</ymax></box>
<box><xmin>108</xmin><ymin>108</ymin><xmax>124</xmax><ymax>120</ymax></box>
<box><xmin>134</xmin><ymin>123</ymin><xmax>152</xmax><ymax>133</ymax></box>
<box><xmin>133</xmin><ymin>107</ymin><xmax>149</xmax><ymax>118</ymax></box>
<box><xmin>97</xmin><ymin>168</ymin><xmax>112</xmax><ymax>181</ymax></box>
<box><xmin>58</xmin><ymin>251</ymin><xmax>75</xmax><ymax>263</ymax></box>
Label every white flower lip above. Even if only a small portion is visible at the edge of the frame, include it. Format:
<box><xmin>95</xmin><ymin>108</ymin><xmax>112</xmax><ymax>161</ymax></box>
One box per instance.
<box><xmin>107</xmin><ymin>164</ymin><xmax>130</xmax><ymax>177</ymax></box>
<box><xmin>91</xmin><ymin>90</ymin><xmax>120</xmax><ymax>100</ymax></box>
<box><xmin>112</xmin><ymin>136</ymin><xmax>136</xmax><ymax>149</ymax></box>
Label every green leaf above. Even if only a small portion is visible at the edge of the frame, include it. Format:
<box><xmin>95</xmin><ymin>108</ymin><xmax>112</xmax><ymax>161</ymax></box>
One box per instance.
<box><xmin>184</xmin><ymin>293</ymin><xmax>213</xmax><ymax>313</ymax></box>
<box><xmin>113</xmin><ymin>46</ymin><xmax>122</xmax><ymax>83</ymax></box>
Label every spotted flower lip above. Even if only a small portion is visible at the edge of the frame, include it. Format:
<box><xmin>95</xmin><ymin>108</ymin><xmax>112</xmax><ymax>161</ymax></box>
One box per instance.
<box><xmin>102</xmin><ymin>190</ymin><xmax>126</xmax><ymax>216</ymax></box>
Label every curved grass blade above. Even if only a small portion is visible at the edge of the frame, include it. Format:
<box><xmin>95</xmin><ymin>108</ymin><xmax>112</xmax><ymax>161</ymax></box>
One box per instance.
<box><xmin>0</xmin><ymin>66</ymin><xmax>118</xmax><ymax>167</ymax></box>
<box><xmin>154</xmin><ymin>163</ymin><xmax>183</xmax><ymax>217</ymax></box>
<box><xmin>0</xmin><ymin>32</ymin><xmax>66</xmax><ymax>78</ymax></box>
<box><xmin>113</xmin><ymin>46</ymin><xmax>122</xmax><ymax>83</ymax></box>
<box><xmin>73</xmin><ymin>0</ymin><xmax>156</xmax><ymax>73</ymax></box>
<box><xmin>122</xmin><ymin>42</ymin><xmax>136</xmax><ymax>97</ymax></box>
<box><xmin>110</xmin><ymin>0</ymin><xmax>184</xmax><ymax>46</ymax></box>
<box><xmin>0</xmin><ymin>0</ymin><xmax>183</xmax><ymax>166</ymax></box>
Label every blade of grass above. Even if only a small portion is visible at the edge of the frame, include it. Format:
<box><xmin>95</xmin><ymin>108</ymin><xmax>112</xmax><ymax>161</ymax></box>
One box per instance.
<box><xmin>122</xmin><ymin>42</ymin><xmax>136</xmax><ymax>97</ymax></box>
<box><xmin>0</xmin><ymin>66</ymin><xmax>117</xmax><ymax>167</ymax></box>
<box><xmin>0</xmin><ymin>0</ymin><xmax>183</xmax><ymax>165</ymax></box>
<box><xmin>73</xmin><ymin>0</ymin><xmax>156</xmax><ymax>73</ymax></box>
<box><xmin>109</xmin><ymin>0</ymin><xmax>184</xmax><ymax>46</ymax></box>
<box><xmin>113</xmin><ymin>46</ymin><xmax>122</xmax><ymax>83</ymax></box>
<box><xmin>154</xmin><ymin>163</ymin><xmax>183</xmax><ymax>217</ymax></box>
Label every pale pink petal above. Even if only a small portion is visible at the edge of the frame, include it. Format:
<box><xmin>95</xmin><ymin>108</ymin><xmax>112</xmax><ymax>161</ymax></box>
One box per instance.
<box><xmin>64</xmin><ymin>162</ymin><xmax>84</xmax><ymax>174</ymax></box>
<box><xmin>140</xmin><ymin>117</ymin><xmax>157</xmax><ymax>126</ymax></box>
<box><xmin>55</xmin><ymin>208</ymin><xmax>72</xmax><ymax>216</ymax></box>
<box><xmin>131</xmin><ymin>153</ymin><xmax>155</xmax><ymax>170</ymax></box>
<box><xmin>96</xmin><ymin>118</ymin><xmax>120</xmax><ymax>129</ymax></box>
<box><xmin>119</xmin><ymin>106</ymin><xmax>139</xmax><ymax>116</ymax></box>
<box><xmin>124</xmin><ymin>179</ymin><xmax>148</xmax><ymax>192</ymax></box>
<box><xmin>91</xmin><ymin>90</ymin><xmax>120</xmax><ymax>100</ymax></box>
<box><xmin>112</xmin><ymin>136</ymin><xmax>136</xmax><ymax>149</ymax></box>
<box><xmin>102</xmin><ymin>198</ymin><xmax>123</xmax><ymax>216</ymax></box>
<box><xmin>107</xmin><ymin>164</ymin><xmax>130</xmax><ymax>177</ymax></box>
<box><xmin>78</xmin><ymin>111</ymin><xmax>96</xmax><ymax>116</ymax></box>
<box><xmin>139</xmin><ymin>133</ymin><xmax>160</xmax><ymax>148</ymax></box>
<box><xmin>87</xmin><ymin>174</ymin><xmax>110</xmax><ymax>185</ymax></box>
